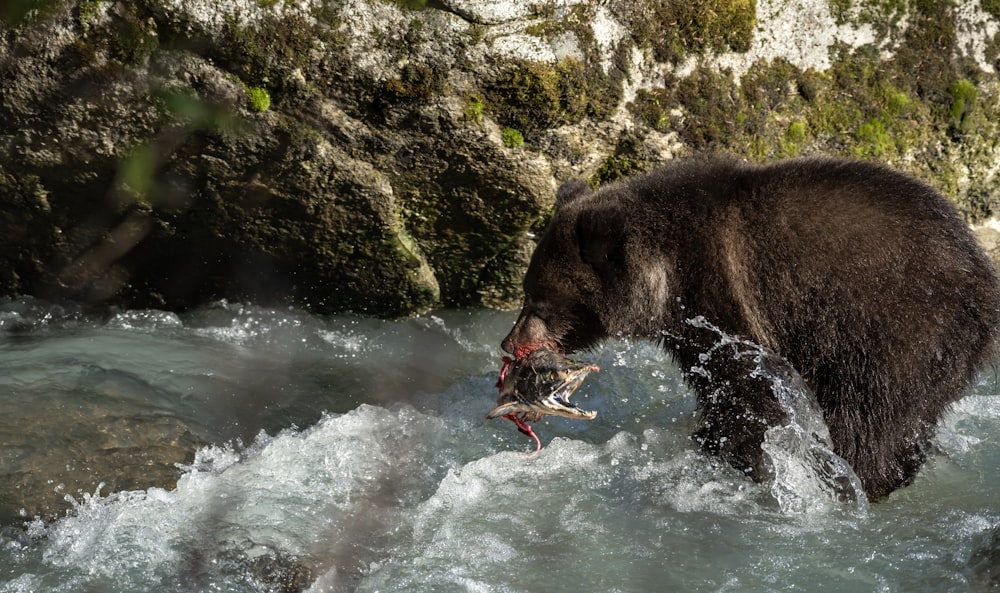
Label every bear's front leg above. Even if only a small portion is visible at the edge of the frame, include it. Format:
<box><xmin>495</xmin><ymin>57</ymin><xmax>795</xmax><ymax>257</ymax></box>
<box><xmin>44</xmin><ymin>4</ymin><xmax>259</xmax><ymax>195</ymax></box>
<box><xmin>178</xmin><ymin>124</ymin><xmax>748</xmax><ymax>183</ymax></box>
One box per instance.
<box><xmin>672</xmin><ymin>326</ymin><xmax>793</xmax><ymax>482</ymax></box>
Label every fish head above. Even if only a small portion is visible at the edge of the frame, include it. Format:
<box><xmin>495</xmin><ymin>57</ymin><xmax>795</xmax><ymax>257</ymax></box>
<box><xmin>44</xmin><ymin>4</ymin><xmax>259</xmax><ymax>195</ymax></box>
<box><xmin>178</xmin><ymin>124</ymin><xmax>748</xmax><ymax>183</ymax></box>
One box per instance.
<box><xmin>487</xmin><ymin>349</ymin><xmax>599</xmax><ymax>422</ymax></box>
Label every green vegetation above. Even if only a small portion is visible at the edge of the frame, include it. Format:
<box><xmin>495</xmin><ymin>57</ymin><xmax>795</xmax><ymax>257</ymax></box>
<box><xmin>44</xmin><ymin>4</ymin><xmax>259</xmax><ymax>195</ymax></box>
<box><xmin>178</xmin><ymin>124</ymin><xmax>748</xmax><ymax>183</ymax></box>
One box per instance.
<box><xmin>948</xmin><ymin>79</ymin><xmax>978</xmax><ymax>135</ymax></box>
<box><xmin>636</xmin><ymin>0</ymin><xmax>756</xmax><ymax>63</ymax></box>
<box><xmin>501</xmin><ymin>127</ymin><xmax>525</xmax><ymax>149</ymax></box>
<box><xmin>77</xmin><ymin>0</ymin><xmax>103</xmax><ymax>34</ymax></box>
<box><xmin>828</xmin><ymin>0</ymin><xmax>908</xmax><ymax>37</ymax></box>
<box><xmin>629</xmin><ymin>89</ymin><xmax>672</xmax><ymax>132</ymax></box>
<box><xmin>383</xmin><ymin>63</ymin><xmax>447</xmax><ymax>102</ymax></box>
<box><xmin>247</xmin><ymin>86</ymin><xmax>271</xmax><ymax>112</ymax></box>
<box><xmin>484</xmin><ymin>57</ymin><xmax>622</xmax><ymax>141</ymax></box>
<box><xmin>786</xmin><ymin>120</ymin><xmax>807</xmax><ymax>141</ymax></box>
<box><xmin>778</xmin><ymin>120</ymin><xmax>808</xmax><ymax>157</ymax></box>
<box><xmin>588</xmin><ymin>135</ymin><xmax>650</xmax><ymax>186</ymax></box>
<box><xmin>218</xmin><ymin>10</ymin><xmax>325</xmax><ymax>98</ymax></box>
<box><xmin>462</xmin><ymin>94</ymin><xmax>485</xmax><ymax>123</ymax></box>
<box><xmin>591</xmin><ymin>155</ymin><xmax>643</xmax><ymax>186</ymax></box>
<box><xmin>621</xmin><ymin>0</ymin><xmax>1000</xmax><ymax>221</ymax></box>
<box><xmin>74</xmin><ymin>0</ymin><xmax>158</xmax><ymax>65</ymax></box>
<box><xmin>982</xmin><ymin>0</ymin><xmax>1000</xmax><ymax>19</ymax></box>
<box><xmin>853</xmin><ymin>118</ymin><xmax>891</xmax><ymax>158</ymax></box>
<box><xmin>0</xmin><ymin>0</ymin><xmax>61</xmax><ymax>27</ymax></box>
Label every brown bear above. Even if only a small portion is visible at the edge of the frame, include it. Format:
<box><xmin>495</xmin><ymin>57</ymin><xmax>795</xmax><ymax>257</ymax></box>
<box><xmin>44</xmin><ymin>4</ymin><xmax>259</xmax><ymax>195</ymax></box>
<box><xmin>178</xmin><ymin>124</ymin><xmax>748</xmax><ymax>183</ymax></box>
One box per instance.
<box><xmin>501</xmin><ymin>156</ymin><xmax>1000</xmax><ymax>500</ymax></box>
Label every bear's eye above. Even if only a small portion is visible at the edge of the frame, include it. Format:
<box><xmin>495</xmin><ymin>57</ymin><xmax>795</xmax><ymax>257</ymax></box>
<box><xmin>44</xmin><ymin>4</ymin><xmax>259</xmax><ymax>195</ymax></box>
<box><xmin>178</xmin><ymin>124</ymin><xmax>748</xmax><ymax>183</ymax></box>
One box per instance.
<box><xmin>531</xmin><ymin>305</ymin><xmax>552</xmax><ymax>326</ymax></box>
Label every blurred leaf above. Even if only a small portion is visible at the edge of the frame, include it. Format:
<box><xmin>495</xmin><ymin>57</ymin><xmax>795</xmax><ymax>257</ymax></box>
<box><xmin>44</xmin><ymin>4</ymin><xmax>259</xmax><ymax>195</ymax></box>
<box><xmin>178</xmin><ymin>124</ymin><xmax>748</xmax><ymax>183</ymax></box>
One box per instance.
<box><xmin>155</xmin><ymin>89</ymin><xmax>245</xmax><ymax>133</ymax></box>
<box><xmin>0</xmin><ymin>0</ymin><xmax>61</xmax><ymax>27</ymax></box>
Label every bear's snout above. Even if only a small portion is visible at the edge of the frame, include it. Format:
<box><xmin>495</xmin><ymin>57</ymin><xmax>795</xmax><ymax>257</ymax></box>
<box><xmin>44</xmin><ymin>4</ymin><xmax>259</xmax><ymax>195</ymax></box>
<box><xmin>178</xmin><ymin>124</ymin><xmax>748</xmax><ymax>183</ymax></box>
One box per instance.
<box><xmin>502</xmin><ymin>313</ymin><xmax>557</xmax><ymax>359</ymax></box>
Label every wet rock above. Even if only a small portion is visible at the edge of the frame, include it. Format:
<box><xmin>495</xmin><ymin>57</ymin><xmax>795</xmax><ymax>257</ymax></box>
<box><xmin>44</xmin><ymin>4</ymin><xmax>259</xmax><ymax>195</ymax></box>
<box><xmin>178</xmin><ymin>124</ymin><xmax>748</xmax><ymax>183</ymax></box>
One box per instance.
<box><xmin>0</xmin><ymin>405</ymin><xmax>204</xmax><ymax>524</ymax></box>
<box><xmin>179</xmin><ymin>546</ymin><xmax>314</xmax><ymax>593</ymax></box>
<box><xmin>969</xmin><ymin>525</ymin><xmax>1000</xmax><ymax>590</ymax></box>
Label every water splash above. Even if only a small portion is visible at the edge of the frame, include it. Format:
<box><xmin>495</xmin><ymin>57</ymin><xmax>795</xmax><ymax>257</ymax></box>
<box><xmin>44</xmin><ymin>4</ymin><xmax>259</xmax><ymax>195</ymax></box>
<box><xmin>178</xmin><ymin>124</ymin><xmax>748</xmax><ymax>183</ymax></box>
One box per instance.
<box><xmin>684</xmin><ymin>316</ymin><xmax>868</xmax><ymax>514</ymax></box>
<box><xmin>4</xmin><ymin>405</ymin><xmax>457</xmax><ymax>592</ymax></box>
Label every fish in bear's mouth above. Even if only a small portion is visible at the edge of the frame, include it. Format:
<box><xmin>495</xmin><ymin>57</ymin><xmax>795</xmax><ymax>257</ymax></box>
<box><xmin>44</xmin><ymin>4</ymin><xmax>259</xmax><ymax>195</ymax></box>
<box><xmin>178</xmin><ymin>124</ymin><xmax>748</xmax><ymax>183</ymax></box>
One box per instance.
<box><xmin>486</xmin><ymin>348</ymin><xmax>599</xmax><ymax>455</ymax></box>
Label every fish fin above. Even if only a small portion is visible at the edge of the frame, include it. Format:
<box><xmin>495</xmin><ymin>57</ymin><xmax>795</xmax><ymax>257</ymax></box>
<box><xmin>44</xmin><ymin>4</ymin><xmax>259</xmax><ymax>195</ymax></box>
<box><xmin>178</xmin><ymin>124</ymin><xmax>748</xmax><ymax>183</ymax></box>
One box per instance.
<box><xmin>485</xmin><ymin>402</ymin><xmax>521</xmax><ymax>419</ymax></box>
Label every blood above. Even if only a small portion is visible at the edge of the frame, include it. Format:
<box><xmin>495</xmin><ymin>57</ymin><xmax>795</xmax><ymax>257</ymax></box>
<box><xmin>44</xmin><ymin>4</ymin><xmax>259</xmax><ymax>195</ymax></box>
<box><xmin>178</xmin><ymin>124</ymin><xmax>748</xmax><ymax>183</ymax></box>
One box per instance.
<box><xmin>495</xmin><ymin>355</ymin><xmax>514</xmax><ymax>390</ymax></box>
<box><xmin>504</xmin><ymin>413</ymin><xmax>542</xmax><ymax>457</ymax></box>
<box><xmin>495</xmin><ymin>352</ymin><xmax>542</xmax><ymax>457</ymax></box>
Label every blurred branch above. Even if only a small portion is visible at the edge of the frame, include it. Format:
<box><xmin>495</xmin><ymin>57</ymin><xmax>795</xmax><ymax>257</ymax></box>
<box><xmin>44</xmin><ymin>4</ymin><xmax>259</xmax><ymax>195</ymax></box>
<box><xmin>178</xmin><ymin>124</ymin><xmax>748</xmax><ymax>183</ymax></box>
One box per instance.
<box><xmin>0</xmin><ymin>0</ymin><xmax>61</xmax><ymax>28</ymax></box>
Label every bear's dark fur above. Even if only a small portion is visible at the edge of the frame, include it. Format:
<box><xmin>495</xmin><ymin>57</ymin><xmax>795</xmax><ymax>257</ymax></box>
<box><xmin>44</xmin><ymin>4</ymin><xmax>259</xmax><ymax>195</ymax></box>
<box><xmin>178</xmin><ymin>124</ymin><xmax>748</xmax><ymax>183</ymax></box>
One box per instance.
<box><xmin>501</xmin><ymin>156</ymin><xmax>1000</xmax><ymax>500</ymax></box>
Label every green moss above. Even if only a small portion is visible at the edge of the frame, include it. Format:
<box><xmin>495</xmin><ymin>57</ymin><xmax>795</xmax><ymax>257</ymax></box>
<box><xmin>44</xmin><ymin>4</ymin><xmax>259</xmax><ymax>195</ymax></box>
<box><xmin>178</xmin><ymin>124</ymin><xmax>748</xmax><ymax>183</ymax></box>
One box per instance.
<box><xmin>591</xmin><ymin>155</ymin><xmax>643</xmax><ymax>186</ymax></box>
<box><xmin>891</xmin><ymin>0</ymin><xmax>962</xmax><ymax>102</ymax></box>
<box><xmin>853</xmin><ymin>118</ymin><xmax>891</xmax><ymax>157</ymax></box>
<box><xmin>479</xmin><ymin>4</ymin><xmax>626</xmax><ymax>140</ymax></box>
<box><xmin>501</xmin><ymin>127</ymin><xmax>525</xmax><ymax>149</ymax></box>
<box><xmin>0</xmin><ymin>0</ymin><xmax>62</xmax><ymax>27</ymax></box>
<box><xmin>673</xmin><ymin>66</ymin><xmax>746</xmax><ymax>149</ymax></box>
<box><xmin>741</xmin><ymin>57</ymin><xmax>803</xmax><ymax>111</ymax></box>
<box><xmin>623</xmin><ymin>0</ymin><xmax>1000</xmax><ymax>221</ymax></box>
<box><xmin>828</xmin><ymin>0</ymin><xmax>908</xmax><ymax>37</ymax></box>
<box><xmin>786</xmin><ymin>120</ymin><xmax>807</xmax><ymax>141</ymax></box>
<box><xmin>883</xmin><ymin>87</ymin><xmax>911</xmax><ymax>114</ymax></box>
<box><xmin>486</xmin><ymin>62</ymin><xmax>562</xmax><ymax>136</ymax></box>
<box><xmin>981</xmin><ymin>0</ymin><xmax>1000</xmax><ymax>19</ymax></box>
<box><xmin>636</xmin><ymin>0</ymin><xmax>756</xmax><ymax>63</ymax></box>
<box><xmin>637</xmin><ymin>38</ymin><xmax>960</xmax><ymax>165</ymax></box>
<box><xmin>630</xmin><ymin>89</ymin><xmax>673</xmax><ymax>132</ymax></box>
<box><xmin>485</xmin><ymin>56</ymin><xmax>622</xmax><ymax>140</ymax></box>
<box><xmin>220</xmin><ymin>11</ymin><xmax>323</xmax><ymax>97</ymax></box>
<box><xmin>77</xmin><ymin>0</ymin><xmax>103</xmax><ymax>34</ymax></box>
<box><xmin>828</xmin><ymin>0</ymin><xmax>850</xmax><ymax>22</ymax></box>
<box><xmin>589</xmin><ymin>135</ymin><xmax>650</xmax><ymax>186</ymax></box>
<box><xmin>780</xmin><ymin>119</ymin><xmax>808</xmax><ymax>156</ymax></box>
<box><xmin>383</xmin><ymin>63</ymin><xmax>448</xmax><ymax>103</ymax></box>
<box><xmin>247</xmin><ymin>86</ymin><xmax>271</xmax><ymax>112</ymax></box>
<box><xmin>102</xmin><ymin>6</ymin><xmax>159</xmax><ymax>65</ymax></box>
<box><xmin>462</xmin><ymin>94</ymin><xmax>485</xmax><ymax>123</ymax></box>
<box><xmin>986</xmin><ymin>31</ymin><xmax>1000</xmax><ymax>67</ymax></box>
<box><xmin>948</xmin><ymin>79</ymin><xmax>978</xmax><ymax>135</ymax></box>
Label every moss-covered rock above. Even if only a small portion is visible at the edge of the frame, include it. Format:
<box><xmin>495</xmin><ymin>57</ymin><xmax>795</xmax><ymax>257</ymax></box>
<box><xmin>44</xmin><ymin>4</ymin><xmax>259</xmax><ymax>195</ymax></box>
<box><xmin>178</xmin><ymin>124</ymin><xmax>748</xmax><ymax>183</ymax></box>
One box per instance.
<box><xmin>484</xmin><ymin>55</ymin><xmax>622</xmax><ymax>142</ymax></box>
<box><xmin>1</xmin><ymin>0</ymin><xmax>999</xmax><ymax>318</ymax></box>
<box><xmin>626</xmin><ymin>0</ymin><xmax>757</xmax><ymax>63</ymax></box>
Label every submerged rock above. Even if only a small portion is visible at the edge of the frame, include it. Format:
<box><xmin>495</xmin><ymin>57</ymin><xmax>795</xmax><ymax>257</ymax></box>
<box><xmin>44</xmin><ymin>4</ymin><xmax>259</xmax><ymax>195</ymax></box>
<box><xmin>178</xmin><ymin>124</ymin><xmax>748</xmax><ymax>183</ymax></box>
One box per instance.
<box><xmin>0</xmin><ymin>406</ymin><xmax>204</xmax><ymax>524</ymax></box>
<box><xmin>969</xmin><ymin>525</ymin><xmax>1000</xmax><ymax>590</ymax></box>
<box><xmin>0</xmin><ymin>0</ymin><xmax>998</xmax><ymax>315</ymax></box>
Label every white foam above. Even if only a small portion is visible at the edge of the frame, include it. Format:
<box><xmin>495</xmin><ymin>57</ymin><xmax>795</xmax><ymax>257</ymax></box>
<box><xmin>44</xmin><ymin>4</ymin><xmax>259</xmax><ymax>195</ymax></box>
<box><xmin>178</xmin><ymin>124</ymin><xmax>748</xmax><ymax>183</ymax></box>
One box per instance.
<box><xmin>17</xmin><ymin>405</ymin><xmax>452</xmax><ymax>590</ymax></box>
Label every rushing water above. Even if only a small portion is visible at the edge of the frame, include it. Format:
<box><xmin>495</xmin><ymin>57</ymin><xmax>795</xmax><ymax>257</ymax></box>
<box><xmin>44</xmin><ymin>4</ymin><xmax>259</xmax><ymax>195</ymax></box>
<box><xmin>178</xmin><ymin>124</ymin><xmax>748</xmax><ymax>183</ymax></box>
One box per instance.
<box><xmin>1</xmin><ymin>297</ymin><xmax>998</xmax><ymax>592</ymax></box>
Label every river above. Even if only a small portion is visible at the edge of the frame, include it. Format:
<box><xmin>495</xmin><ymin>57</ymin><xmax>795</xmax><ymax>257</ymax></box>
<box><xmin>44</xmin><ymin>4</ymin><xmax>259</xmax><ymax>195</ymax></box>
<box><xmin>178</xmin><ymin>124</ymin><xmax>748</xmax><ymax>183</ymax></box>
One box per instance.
<box><xmin>0</xmin><ymin>297</ymin><xmax>998</xmax><ymax>592</ymax></box>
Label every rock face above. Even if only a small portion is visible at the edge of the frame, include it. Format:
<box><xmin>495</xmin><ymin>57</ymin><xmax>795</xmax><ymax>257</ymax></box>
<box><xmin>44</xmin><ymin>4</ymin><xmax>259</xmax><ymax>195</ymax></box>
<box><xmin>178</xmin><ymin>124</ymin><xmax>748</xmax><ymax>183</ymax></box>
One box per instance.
<box><xmin>1</xmin><ymin>0</ymin><xmax>999</xmax><ymax>315</ymax></box>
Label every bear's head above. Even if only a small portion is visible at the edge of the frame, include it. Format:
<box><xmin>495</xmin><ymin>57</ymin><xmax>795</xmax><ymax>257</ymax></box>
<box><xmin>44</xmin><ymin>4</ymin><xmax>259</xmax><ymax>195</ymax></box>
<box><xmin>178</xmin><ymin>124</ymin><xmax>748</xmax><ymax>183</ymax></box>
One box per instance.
<box><xmin>502</xmin><ymin>179</ymin><xmax>661</xmax><ymax>358</ymax></box>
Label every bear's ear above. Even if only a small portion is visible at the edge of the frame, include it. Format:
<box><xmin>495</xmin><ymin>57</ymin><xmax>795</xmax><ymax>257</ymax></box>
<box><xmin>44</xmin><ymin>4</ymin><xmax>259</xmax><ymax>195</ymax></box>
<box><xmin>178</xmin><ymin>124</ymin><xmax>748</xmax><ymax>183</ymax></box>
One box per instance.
<box><xmin>556</xmin><ymin>179</ymin><xmax>592</xmax><ymax>208</ymax></box>
<box><xmin>575</xmin><ymin>201</ymin><xmax>626</xmax><ymax>281</ymax></box>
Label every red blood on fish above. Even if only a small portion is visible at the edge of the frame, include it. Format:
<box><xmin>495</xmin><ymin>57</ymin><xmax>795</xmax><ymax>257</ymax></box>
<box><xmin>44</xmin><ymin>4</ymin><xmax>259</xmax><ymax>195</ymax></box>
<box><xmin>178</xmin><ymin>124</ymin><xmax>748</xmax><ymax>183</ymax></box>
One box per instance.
<box><xmin>504</xmin><ymin>413</ymin><xmax>541</xmax><ymax>457</ymax></box>
<box><xmin>495</xmin><ymin>353</ymin><xmax>545</xmax><ymax>456</ymax></box>
<box><xmin>495</xmin><ymin>355</ymin><xmax>515</xmax><ymax>390</ymax></box>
